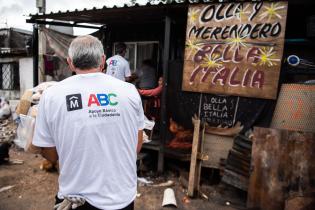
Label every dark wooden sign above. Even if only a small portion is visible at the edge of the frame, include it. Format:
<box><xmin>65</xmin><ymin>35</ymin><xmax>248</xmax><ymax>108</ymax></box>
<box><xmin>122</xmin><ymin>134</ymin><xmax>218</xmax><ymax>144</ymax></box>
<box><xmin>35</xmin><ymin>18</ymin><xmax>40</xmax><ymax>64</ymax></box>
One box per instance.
<box><xmin>200</xmin><ymin>95</ymin><xmax>238</xmax><ymax>127</ymax></box>
<box><xmin>182</xmin><ymin>2</ymin><xmax>288</xmax><ymax>99</ymax></box>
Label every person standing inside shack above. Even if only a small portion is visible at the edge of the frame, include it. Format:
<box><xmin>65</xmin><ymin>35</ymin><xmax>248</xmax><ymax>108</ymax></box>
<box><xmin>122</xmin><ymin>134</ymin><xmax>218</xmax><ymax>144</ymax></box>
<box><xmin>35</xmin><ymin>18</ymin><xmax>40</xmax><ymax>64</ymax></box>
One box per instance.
<box><xmin>32</xmin><ymin>35</ymin><xmax>144</xmax><ymax>210</ymax></box>
<box><xmin>106</xmin><ymin>42</ymin><xmax>132</xmax><ymax>82</ymax></box>
<box><xmin>135</xmin><ymin>59</ymin><xmax>157</xmax><ymax>90</ymax></box>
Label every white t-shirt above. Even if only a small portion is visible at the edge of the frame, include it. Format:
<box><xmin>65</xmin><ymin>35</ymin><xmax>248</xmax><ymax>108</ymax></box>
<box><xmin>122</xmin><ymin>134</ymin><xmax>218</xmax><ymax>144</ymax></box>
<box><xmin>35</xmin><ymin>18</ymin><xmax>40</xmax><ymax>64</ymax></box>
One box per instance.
<box><xmin>33</xmin><ymin>73</ymin><xmax>144</xmax><ymax>210</ymax></box>
<box><xmin>106</xmin><ymin>55</ymin><xmax>131</xmax><ymax>81</ymax></box>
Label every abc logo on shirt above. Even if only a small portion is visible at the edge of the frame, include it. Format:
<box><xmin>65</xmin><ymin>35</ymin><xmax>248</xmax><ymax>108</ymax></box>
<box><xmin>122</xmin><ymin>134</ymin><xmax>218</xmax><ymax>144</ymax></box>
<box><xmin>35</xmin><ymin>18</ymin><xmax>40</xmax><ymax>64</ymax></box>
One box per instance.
<box><xmin>88</xmin><ymin>93</ymin><xmax>118</xmax><ymax>107</ymax></box>
<box><xmin>66</xmin><ymin>93</ymin><xmax>118</xmax><ymax>112</ymax></box>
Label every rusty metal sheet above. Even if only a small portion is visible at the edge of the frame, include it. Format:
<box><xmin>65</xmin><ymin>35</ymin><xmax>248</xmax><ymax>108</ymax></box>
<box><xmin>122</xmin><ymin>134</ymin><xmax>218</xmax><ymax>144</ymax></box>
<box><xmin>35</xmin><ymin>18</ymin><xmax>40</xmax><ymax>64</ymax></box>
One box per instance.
<box><xmin>284</xmin><ymin>194</ymin><xmax>315</xmax><ymax>210</ymax></box>
<box><xmin>247</xmin><ymin>127</ymin><xmax>315</xmax><ymax>210</ymax></box>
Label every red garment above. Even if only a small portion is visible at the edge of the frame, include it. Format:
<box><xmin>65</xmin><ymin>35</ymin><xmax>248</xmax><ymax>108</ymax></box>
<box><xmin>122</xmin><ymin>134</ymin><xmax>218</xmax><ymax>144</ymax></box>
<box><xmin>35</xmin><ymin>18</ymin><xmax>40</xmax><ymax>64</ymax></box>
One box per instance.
<box><xmin>138</xmin><ymin>85</ymin><xmax>162</xmax><ymax>97</ymax></box>
<box><xmin>138</xmin><ymin>85</ymin><xmax>162</xmax><ymax>108</ymax></box>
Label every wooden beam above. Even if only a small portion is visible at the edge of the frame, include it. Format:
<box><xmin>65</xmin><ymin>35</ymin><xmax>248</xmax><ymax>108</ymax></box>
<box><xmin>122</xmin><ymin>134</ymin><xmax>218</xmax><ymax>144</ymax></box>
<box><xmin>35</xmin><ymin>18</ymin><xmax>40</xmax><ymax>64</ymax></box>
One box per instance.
<box><xmin>188</xmin><ymin>119</ymin><xmax>201</xmax><ymax>197</ymax></box>
<box><xmin>32</xmin><ymin>24</ymin><xmax>38</xmax><ymax>87</ymax></box>
<box><xmin>26</xmin><ymin>19</ymin><xmax>103</xmax><ymax>29</ymax></box>
<box><xmin>158</xmin><ymin>15</ymin><xmax>171</xmax><ymax>173</ymax></box>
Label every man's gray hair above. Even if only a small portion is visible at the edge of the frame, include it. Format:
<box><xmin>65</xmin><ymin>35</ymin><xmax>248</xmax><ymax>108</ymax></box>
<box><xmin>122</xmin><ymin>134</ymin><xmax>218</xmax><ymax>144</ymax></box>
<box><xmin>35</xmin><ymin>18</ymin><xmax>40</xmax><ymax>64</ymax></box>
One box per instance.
<box><xmin>68</xmin><ymin>35</ymin><xmax>104</xmax><ymax>70</ymax></box>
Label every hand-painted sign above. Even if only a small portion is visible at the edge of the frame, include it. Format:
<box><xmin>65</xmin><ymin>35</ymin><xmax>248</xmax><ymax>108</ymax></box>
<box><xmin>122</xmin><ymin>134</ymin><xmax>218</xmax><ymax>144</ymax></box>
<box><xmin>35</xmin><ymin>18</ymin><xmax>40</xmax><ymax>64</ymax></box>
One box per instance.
<box><xmin>182</xmin><ymin>2</ymin><xmax>288</xmax><ymax>99</ymax></box>
<box><xmin>200</xmin><ymin>95</ymin><xmax>238</xmax><ymax>127</ymax></box>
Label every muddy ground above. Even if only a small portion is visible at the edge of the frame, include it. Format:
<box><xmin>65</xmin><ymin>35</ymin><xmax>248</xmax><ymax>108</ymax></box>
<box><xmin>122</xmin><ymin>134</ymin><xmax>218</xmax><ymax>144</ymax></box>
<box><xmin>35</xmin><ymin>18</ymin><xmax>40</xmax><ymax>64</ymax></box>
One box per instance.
<box><xmin>0</xmin><ymin>147</ymin><xmax>245</xmax><ymax>210</ymax></box>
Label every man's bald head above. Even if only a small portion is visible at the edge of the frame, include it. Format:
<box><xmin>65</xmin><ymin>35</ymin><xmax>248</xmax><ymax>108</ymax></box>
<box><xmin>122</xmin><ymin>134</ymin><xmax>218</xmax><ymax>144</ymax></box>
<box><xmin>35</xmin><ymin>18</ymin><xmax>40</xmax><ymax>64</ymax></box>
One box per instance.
<box><xmin>68</xmin><ymin>35</ymin><xmax>104</xmax><ymax>70</ymax></box>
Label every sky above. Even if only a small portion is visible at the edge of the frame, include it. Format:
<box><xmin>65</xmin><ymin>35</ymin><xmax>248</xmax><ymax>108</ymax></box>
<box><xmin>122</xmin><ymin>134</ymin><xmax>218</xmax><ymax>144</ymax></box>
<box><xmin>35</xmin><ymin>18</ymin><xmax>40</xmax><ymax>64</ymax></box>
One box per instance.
<box><xmin>0</xmin><ymin>0</ymin><xmax>150</xmax><ymax>35</ymax></box>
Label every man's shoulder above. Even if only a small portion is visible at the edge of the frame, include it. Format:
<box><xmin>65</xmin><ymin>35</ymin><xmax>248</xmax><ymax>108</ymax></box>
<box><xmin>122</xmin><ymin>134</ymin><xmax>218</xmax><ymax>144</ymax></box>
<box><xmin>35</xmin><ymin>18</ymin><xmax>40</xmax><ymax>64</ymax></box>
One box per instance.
<box><xmin>106</xmin><ymin>55</ymin><xmax>115</xmax><ymax>60</ymax></box>
<box><xmin>107</xmin><ymin>76</ymin><xmax>137</xmax><ymax>92</ymax></box>
<box><xmin>112</xmin><ymin>55</ymin><xmax>127</xmax><ymax>63</ymax></box>
<box><xmin>41</xmin><ymin>81</ymin><xmax>64</xmax><ymax>98</ymax></box>
<box><xmin>107</xmin><ymin>75</ymin><xmax>133</xmax><ymax>87</ymax></box>
<box><xmin>41</xmin><ymin>76</ymin><xmax>76</xmax><ymax>98</ymax></box>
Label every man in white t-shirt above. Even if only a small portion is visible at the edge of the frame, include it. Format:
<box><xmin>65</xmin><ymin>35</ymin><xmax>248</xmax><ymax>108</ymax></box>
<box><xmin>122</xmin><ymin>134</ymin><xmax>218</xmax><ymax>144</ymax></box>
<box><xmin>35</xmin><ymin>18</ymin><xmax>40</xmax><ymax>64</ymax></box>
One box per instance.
<box><xmin>32</xmin><ymin>35</ymin><xmax>144</xmax><ymax>210</ymax></box>
<box><xmin>106</xmin><ymin>43</ymin><xmax>131</xmax><ymax>82</ymax></box>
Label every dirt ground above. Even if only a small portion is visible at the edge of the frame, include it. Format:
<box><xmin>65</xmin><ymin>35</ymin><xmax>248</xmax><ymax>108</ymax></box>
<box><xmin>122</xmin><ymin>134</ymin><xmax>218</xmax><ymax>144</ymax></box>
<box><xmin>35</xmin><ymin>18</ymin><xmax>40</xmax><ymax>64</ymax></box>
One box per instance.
<box><xmin>0</xmin><ymin>147</ymin><xmax>243</xmax><ymax>210</ymax></box>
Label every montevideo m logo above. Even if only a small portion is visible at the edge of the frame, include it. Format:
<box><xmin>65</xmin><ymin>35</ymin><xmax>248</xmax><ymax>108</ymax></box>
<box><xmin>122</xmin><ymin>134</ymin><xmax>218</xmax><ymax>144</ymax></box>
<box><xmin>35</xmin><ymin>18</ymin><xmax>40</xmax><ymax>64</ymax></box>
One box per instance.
<box><xmin>66</xmin><ymin>94</ymin><xmax>83</xmax><ymax>111</ymax></box>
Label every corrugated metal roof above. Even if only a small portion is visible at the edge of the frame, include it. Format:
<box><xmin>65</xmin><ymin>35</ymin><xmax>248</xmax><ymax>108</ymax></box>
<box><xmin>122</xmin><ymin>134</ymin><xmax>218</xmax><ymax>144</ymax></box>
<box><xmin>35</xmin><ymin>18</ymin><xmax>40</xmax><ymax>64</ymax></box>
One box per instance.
<box><xmin>28</xmin><ymin>0</ymin><xmax>313</xmax><ymax>20</ymax></box>
<box><xmin>29</xmin><ymin>0</ymin><xmax>201</xmax><ymax>16</ymax></box>
<box><xmin>30</xmin><ymin>0</ymin><xmax>312</xmax><ymax>26</ymax></box>
<box><xmin>0</xmin><ymin>28</ymin><xmax>32</xmax><ymax>35</ymax></box>
<box><xmin>28</xmin><ymin>0</ymin><xmax>193</xmax><ymax>25</ymax></box>
<box><xmin>27</xmin><ymin>0</ymin><xmax>245</xmax><ymax>20</ymax></box>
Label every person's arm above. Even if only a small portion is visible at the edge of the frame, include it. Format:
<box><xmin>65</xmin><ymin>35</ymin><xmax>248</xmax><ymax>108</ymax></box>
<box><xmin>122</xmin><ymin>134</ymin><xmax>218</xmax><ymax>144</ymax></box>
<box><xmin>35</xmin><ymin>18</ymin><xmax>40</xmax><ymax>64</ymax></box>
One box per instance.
<box><xmin>41</xmin><ymin>147</ymin><xmax>58</xmax><ymax>164</ymax></box>
<box><xmin>32</xmin><ymin>91</ymin><xmax>58</xmax><ymax>161</ymax></box>
<box><xmin>124</xmin><ymin>61</ymin><xmax>132</xmax><ymax>82</ymax></box>
<box><xmin>137</xmin><ymin>130</ymin><xmax>143</xmax><ymax>153</ymax></box>
<box><xmin>138</xmin><ymin>85</ymin><xmax>163</xmax><ymax>97</ymax></box>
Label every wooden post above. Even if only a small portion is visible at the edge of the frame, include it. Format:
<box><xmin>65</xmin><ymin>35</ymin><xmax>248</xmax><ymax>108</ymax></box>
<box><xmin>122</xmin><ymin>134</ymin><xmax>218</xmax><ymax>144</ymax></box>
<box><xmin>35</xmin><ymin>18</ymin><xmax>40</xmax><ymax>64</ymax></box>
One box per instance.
<box><xmin>32</xmin><ymin>24</ymin><xmax>38</xmax><ymax>87</ymax></box>
<box><xmin>188</xmin><ymin>119</ymin><xmax>201</xmax><ymax>197</ymax></box>
<box><xmin>38</xmin><ymin>26</ymin><xmax>46</xmax><ymax>83</ymax></box>
<box><xmin>158</xmin><ymin>15</ymin><xmax>171</xmax><ymax>173</ymax></box>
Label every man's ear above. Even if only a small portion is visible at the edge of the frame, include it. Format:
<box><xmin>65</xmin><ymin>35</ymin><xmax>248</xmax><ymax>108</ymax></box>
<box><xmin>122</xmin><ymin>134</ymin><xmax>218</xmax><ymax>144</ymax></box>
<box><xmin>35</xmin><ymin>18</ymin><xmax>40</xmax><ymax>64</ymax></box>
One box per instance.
<box><xmin>100</xmin><ymin>55</ymin><xmax>106</xmax><ymax>71</ymax></box>
<box><xmin>67</xmin><ymin>57</ymin><xmax>75</xmax><ymax>72</ymax></box>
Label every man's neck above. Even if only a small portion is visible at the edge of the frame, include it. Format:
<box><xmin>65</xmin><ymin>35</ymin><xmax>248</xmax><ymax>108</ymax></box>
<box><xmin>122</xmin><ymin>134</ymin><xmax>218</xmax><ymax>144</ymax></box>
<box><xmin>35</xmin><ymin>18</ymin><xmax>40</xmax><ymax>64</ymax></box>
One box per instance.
<box><xmin>74</xmin><ymin>68</ymin><xmax>101</xmax><ymax>75</ymax></box>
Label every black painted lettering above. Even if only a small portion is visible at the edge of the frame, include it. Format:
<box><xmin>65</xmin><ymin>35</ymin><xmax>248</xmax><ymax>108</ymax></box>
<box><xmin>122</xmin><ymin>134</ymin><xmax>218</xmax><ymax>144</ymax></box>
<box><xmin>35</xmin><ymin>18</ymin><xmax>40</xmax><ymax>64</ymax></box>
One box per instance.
<box><xmin>225</xmin><ymin>3</ymin><xmax>235</xmax><ymax>19</ymax></box>
<box><xmin>271</xmin><ymin>22</ymin><xmax>281</xmax><ymax>37</ymax></box>
<box><xmin>229</xmin><ymin>24</ymin><xmax>239</xmax><ymax>38</ymax></box>
<box><xmin>259</xmin><ymin>23</ymin><xmax>272</xmax><ymax>38</ymax></box>
<box><xmin>215</xmin><ymin>4</ymin><xmax>225</xmax><ymax>21</ymax></box>
<box><xmin>189</xmin><ymin>26</ymin><xmax>205</xmax><ymax>38</ymax></box>
<box><xmin>221</xmin><ymin>26</ymin><xmax>230</xmax><ymax>39</ymax></box>
<box><xmin>250</xmin><ymin>2</ymin><xmax>263</xmax><ymax>21</ymax></box>
<box><xmin>201</xmin><ymin>5</ymin><xmax>215</xmax><ymax>22</ymax></box>
<box><xmin>240</xmin><ymin>24</ymin><xmax>252</xmax><ymax>37</ymax></box>
<box><xmin>210</xmin><ymin>27</ymin><xmax>222</xmax><ymax>40</ymax></box>
<box><xmin>250</xmin><ymin>23</ymin><xmax>262</xmax><ymax>39</ymax></box>
<box><xmin>201</xmin><ymin>27</ymin><xmax>212</xmax><ymax>39</ymax></box>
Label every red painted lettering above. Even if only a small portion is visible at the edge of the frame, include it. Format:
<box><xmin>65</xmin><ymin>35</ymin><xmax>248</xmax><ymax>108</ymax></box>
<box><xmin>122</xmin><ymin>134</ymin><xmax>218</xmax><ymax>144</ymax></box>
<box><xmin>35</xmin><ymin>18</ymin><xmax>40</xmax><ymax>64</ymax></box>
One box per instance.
<box><xmin>233</xmin><ymin>47</ymin><xmax>243</xmax><ymax>63</ymax></box>
<box><xmin>242</xmin><ymin>69</ymin><xmax>252</xmax><ymax>87</ymax></box>
<box><xmin>246</xmin><ymin>47</ymin><xmax>260</xmax><ymax>64</ymax></box>
<box><xmin>251</xmin><ymin>70</ymin><xmax>264</xmax><ymax>88</ymax></box>
<box><xmin>88</xmin><ymin>94</ymin><xmax>101</xmax><ymax>106</ymax></box>
<box><xmin>229</xmin><ymin>67</ymin><xmax>241</xmax><ymax>86</ymax></box>
<box><xmin>212</xmin><ymin>67</ymin><xmax>229</xmax><ymax>85</ymax></box>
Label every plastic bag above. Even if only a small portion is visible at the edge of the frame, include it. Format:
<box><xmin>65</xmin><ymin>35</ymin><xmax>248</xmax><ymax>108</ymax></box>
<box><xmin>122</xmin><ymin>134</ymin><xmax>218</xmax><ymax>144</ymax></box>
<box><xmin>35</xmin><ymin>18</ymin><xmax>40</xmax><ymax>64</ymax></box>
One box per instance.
<box><xmin>14</xmin><ymin>114</ymin><xmax>35</xmax><ymax>151</ymax></box>
<box><xmin>31</xmin><ymin>81</ymin><xmax>58</xmax><ymax>104</ymax></box>
<box><xmin>28</xmin><ymin>105</ymin><xmax>38</xmax><ymax>118</ymax></box>
<box><xmin>144</xmin><ymin>115</ymin><xmax>155</xmax><ymax>130</ymax></box>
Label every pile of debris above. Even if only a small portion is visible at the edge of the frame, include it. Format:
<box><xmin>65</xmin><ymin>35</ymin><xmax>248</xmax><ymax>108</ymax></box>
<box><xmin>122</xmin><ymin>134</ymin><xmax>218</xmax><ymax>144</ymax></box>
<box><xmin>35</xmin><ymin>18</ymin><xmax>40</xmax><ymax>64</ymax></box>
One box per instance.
<box><xmin>0</xmin><ymin>116</ymin><xmax>17</xmax><ymax>165</ymax></box>
<box><xmin>0</xmin><ymin>119</ymin><xmax>17</xmax><ymax>144</ymax></box>
<box><xmin>0</xmin><ymin>97</ymin><xmax>11</xmax><ymax>120</ymax></box>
